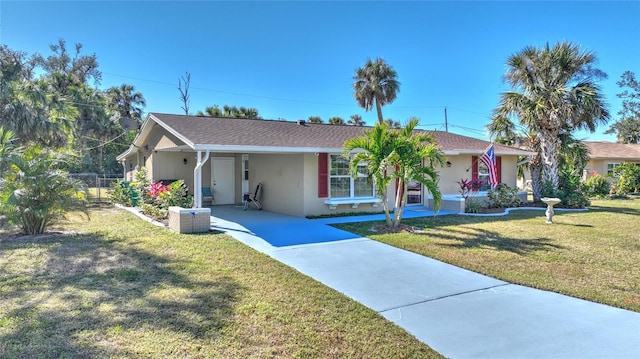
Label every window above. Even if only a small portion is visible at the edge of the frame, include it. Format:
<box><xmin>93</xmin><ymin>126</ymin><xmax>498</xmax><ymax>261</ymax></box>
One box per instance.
<box><xmin>478</xmin><ymin>161</ymin><xmax>492</xmax><ymax>191</ymax></box>
<box><xmin>243</xmin><ymin>156</ymin><xmax>249</xmax><ymax>181</ymax></box>
<box><xmin>607</xmin><ymin>163</ymin><xmax>620</xmax><ymax>176</ymax></box>
<box><xmin>329</xmin><ymin>155</ymin><xmax>373</xmax><ymax>198</ymax></box>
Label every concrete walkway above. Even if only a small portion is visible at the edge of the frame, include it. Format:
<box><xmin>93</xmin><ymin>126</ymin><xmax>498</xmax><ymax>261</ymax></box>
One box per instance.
<box><xmin>209</xmin><ymin>206</ymin><xmax>640</xmax><ymax>359</ymax></box>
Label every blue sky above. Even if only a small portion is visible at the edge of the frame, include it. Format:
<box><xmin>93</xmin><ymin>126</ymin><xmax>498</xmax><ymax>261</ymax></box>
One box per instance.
<box><xmin>1</xmin><ymin>1</ymin><xmax>639</xmax><ymax>141</ymax></box>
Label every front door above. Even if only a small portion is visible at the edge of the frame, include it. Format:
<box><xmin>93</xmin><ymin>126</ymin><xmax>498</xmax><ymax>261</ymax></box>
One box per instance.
<box><xmin>212</xmin><ymin>157</ymin><xmax>235</xmax><ymax>205</ymax></box>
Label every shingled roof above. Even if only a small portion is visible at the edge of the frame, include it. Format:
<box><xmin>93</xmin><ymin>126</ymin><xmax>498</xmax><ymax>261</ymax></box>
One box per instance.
<box><xmin>585</xmin><ymin>141</ymin><xmax>640</xmax><ymax>160</ymax></box>
<box><xmin>119</xmin><ymin>113</ymin><xmax>533</xmax><ymax>159</ymax></box>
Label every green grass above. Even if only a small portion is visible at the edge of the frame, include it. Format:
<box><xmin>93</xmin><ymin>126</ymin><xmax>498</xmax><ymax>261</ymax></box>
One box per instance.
<box><xmin>0</xmin><ymin>205</ymin><xmax>440</xmax><ymax>358</ymax></box>
<box><xmin>334</xmin><ymin>197</ymin><xmax>640</xmax><ymax>312</ymax></box>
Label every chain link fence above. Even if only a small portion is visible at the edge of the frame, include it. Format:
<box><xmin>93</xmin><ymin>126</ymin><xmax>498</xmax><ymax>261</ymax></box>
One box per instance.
<box><xmin>69</xmin><ymin>173</ymin><xmax>122</xmax><ymax>201</ymax></box>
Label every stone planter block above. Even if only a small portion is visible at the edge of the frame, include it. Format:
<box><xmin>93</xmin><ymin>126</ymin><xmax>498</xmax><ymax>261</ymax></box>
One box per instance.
<box><xmin>168</xmin><ymin>207</ymin><xmax>211</xmax><ymax>233</ymax></box>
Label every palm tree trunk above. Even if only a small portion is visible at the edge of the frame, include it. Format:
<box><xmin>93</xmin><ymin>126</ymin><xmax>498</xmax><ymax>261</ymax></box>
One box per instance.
<box><xmin>381</xmin><ymin>189</ymin><xmax>392</xmax><ymax>226</ymax></box>
<box><xmin>539</xmin><ymin>130</ymin><xmax>561</xmax><ymax>191</ymax></box>
<box><xmin>375</xmin><ymin>98</ymin><xmax>384</xmax><ymax>124</ymax></box>
<box><xmin>529</xmin><ymin>160</ymin><xmax>543</xmax><ymax>201</ymax></box>
<box><xmin>392</xmin><ymin>180</ymin><xmax>404</xmax><ymax>227</ymax></box>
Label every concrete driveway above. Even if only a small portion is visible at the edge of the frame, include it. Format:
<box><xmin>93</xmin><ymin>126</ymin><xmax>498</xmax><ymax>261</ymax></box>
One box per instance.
<box><xmin>209</xmin><ymin>206</ymin><xmax>640</xmax><ymax>359</ymax></box>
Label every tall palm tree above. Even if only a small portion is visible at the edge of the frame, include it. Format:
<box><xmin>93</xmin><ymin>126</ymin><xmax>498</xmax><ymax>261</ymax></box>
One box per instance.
<box><xmin>353</xmin><ymin>58</ymin><xmax>400</xmax><ymax>124</ymax></box>
<box><xmin>348</xmin><ymin>114</ymin><xmax>365</xmax><ymax>126</ymax></box>
<box><xmin>488</xmin><ymin>110</ymin><xmax>544</xmax><ymax>200</ymax></box>
<box><xmin>106</xmin><ymin>84</ymin><xmax>146</xmax><ymax>122</ymax></box>
<box><xmin>496</xmin><ymin>42</ymin><xmax>609</xmax><ymax>191</ymax></box>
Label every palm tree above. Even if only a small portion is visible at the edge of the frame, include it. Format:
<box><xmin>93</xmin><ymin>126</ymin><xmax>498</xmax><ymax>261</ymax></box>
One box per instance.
<box><xmin>328</xmin><ymin>116</ymin><xmax>346</xmax><ymax>125</ymax></box>
<box><xmin>353</xmin><ymin>58</ymin><xmax>400</xmax><ymax>124</ymax></box>
<box><xmin>389</xmin><ymin>119</ymin><xmax>444</xmax><ymax>226</ymax></box>
<box><xmin>197</xmin><ymin>105</ymin><xmax>259</xmax><ymax>119</ymax></box>
<box><xmin>106</xmin><ymin>84</ymin><xmax>146</xmax><ymax>122</ymax></box>
<box><xmin>496</xmin><ymin>42</ymin><xmax>609</xmax><ymax>191</ymax></box>
<box><xmin>343</xmin><ymin>119</ymin><xmax>443</xmax><ymax>228</ymax></box>
<box><xmin>343</xmin><ymin>122</ymin><xmax>396</xmax><ymax>226</ymax></box>
<box><xmin>488</xmin><ymin>110</ymin><xmax>544</xmax><ymax>200</ymax></box>
<box><xmin>384</xmin><ymin>118</ymin><xmax>401</xmax><ymax>128</ymax></box>
<box><xmin>0</xmin><ymin>127</ymin><xmax>17</xmax><ymax>175</ymax></box>
<box><xmin>196</xmin><ymin>105</ymin><xmax>223</xmax><ymax>117</ymax></box>
<box><xmin>2</xmin><ymin>78</ymin><xmax>76</xmax><ymax>148</ymax></box>
<box><xmin>0</xmin><ymin>145</ymin><xmax>87</xmax><ymax>234</ymax></box>
<box><xmin>307</xmin><ymin>116</ymin><xmax>323</xmax><ymax>124</ymax></box>
<box><xmin>348</xmin><ymin>114</ymin><xmax>365</xmax><ymax>126</ymax></box>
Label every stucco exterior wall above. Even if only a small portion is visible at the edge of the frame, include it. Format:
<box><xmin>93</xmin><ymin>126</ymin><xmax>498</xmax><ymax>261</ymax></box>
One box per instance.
<box><xmin>439</xmin><ymin>155</ymin><xmax>473</xmax><ymax>195</ymax></box>
<box><xmin>249</xmin><ymin>153</ymin><xmax>305</xmax><ymax>216</ymax></box>
<box><xmin>585</xmin><ymin>158</ymin><xmax>640</xmax><ymax>177</ymax></box>
<box><xmin>439</xmin><ymin>155</ymin><xmax>519</xmax><ymax>195</ymax></box>
<box><xmin>500</xmin><ymin>155</ymin><xmax>518</xmax><ymax>189</ymax></box>
<box><xmin>151</xmin><ymin>151</ymin><xmax>196</xmax><ymax>192</ymax></box>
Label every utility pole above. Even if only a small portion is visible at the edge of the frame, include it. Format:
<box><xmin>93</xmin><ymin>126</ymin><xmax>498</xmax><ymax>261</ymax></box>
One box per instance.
<box><xmin>444</xmin><ymin>107</ymin><xmax>449</xmax><ymax>132</ymax></box>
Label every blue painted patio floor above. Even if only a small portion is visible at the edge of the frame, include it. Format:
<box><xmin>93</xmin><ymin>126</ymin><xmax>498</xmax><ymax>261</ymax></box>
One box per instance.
<box><xmin>209</xmin><ymin>205</ymin><xmax>453</xmax><ymax>247</ymax></box>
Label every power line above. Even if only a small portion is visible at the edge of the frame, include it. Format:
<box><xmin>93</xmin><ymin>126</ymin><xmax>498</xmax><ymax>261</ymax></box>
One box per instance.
<box><xmin>84</xmin><ymin>132</ymin><xmax>127</xmax><ymax>150</ymax></box>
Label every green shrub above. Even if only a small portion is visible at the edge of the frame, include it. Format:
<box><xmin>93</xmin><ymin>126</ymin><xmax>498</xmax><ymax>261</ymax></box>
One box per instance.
<box><xmin>110</xmin><ymin>180</ymin><xmax>133</xmax><ymax>206</ymax></box>
<box><xmin>0</xmin><ymin>146</ymin><xmax>88</xmax><ymax>234</ymax></box>
<box><xmin>487</xmin><ymin>183</ymin><xmax>522</xmax><ymax>208</ymax></box>
<box><xmin>140</xmin><ymin>203</ymin><xmax>166</xmax><ymax>220</ymax></box>
<box><xmin>614</xmin><ymin>163</ymin><xmax>640</xmax><ymax>195</ymax></box>
<box><xmin>583</xmin><ymin>174</ymin><xmax>611</xmax><ymax>198</ymax></box>
<box><xmin>560</xmin><ymin>191</ymin><xmax>591</xmax><ymax>209</ymax></box>
<box><xmin>542</xmin><ymin>180</ymin><xmax>590</xmax><ymax>209</ymax></box>
<box><xmin>465</xmin><ymin>198</ymin><xmax>483</xmax><ymax>213</ymax></box>
<box><xmin>159</xmin><ymin>180</ymin><xmax>192</xmax><ymax>208</ymax></box>
<box><xmin>134</xmin><ymin>167</ymin><xmax>152</xmax><ymax>204</ymax></box>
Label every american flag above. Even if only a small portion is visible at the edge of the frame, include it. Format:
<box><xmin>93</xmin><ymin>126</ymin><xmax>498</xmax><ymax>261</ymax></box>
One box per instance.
<box><xmin>480</xmin><ymin>144</ymin><xmax>498</xmax><ymax>189</ymax></box>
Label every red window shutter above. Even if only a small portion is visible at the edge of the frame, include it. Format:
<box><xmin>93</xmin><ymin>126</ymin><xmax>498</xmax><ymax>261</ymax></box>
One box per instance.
<box><xmin>496</xmin><ymin>156</ymin><xmax>502</xmax><ymax>184</ymax></box>
<box><xmin>471</xmin><ymin>155</ymin><xmax>479</xmax><ymax>180</ymax></box>
<box><xmin>318</xmin><ymin>153</ymin><xmax>328</xmax><ymax>198</ymax></box>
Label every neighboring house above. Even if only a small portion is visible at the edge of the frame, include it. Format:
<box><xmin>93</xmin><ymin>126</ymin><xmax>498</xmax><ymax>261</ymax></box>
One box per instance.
<box><xmin>117</xmin><ymin>113</ymin><xmax>533</xmax><ymax>216</ymax></box>
<box><xmin>584</xmin><ymin>141</ymin><xmax>640</xmax><ymax>177</ymax></box>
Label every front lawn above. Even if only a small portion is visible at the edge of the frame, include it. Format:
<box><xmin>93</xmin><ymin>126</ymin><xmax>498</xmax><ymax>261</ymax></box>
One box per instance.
<box><xmin>334</xmin><ymin>197</ymin><xmax>640</xmax><ymax>312</ymax></box>
<box><xmin>0</xmin><ymin>205</ymin><xmax>439</xmax><ymax>358</ymax></box>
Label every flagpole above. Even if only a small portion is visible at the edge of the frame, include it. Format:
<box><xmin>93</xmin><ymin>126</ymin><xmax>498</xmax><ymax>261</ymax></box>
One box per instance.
<box><xmin>466</xmin><ymin>142</ymin><xmax>495</xmax><ymax>172</ymax></box>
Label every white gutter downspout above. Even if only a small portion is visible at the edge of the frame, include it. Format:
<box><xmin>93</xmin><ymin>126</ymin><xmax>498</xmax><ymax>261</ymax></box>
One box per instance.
<box><xmin>193</xmin><ymin>150</ymin><xmax>210</xmax><ymax>208</ymax></box>
<box><xmin>121</xmin><ymin>161</ymin><xmax>127</xmax><ymax>181</ymax></box>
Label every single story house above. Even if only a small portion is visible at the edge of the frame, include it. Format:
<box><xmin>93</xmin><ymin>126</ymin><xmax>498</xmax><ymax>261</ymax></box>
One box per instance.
<box><xmin>583</xmin><ymin>141</ymin><xmax>640</xmax><ymax>177</ymax></box>
<box><xmin>117</xmin><ymin>113</ymin><xmax>533</xmax><ymax>216</ymax></box>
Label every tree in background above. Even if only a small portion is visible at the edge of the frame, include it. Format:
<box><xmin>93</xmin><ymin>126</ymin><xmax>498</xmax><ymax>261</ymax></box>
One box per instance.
<box><xmin>196</xmin><ymin>105</ymin><xmax>260</xmax><ymax>119</ymax></box>
<box><xmin>384</xmin><ymin>118</ymin><xmax>401</xmax><ymax>128</ymax></box>
<box><xmin>197</xmin><ymin>105</ymin><xmax>223</xmax><ymax>117</ymax></box>
<box><xmin>328</xmin><ymin>116</ymin><xmax>346</xmax><ymax>125</ymax></box>
<box><xmin>348</xmin><ymin>114</ymin><xmax>365</xmax><ymax>126</ymax></box>
<box><xmin>605</xmin><ymin>71</ymin><xmax>640</xmax><ymax>143</ymax></box>
<box><xmin>307</xmin><ymin>116</ymin><xmax>323</xmax><ymax>124</ymax></box>
<box><xmin>353</xmin><ymin>58</ymin><xmax>399</xmax><ymax>124</ymax></box>
<box><xmin>493</xmin><ymin>42</ymin><xmax>609</xmax><ymax>192</ymax></box>
<box><xmin>178</xmin><ymin>71</ymin><xmax>191</xmax><ymax>115</ymax></box>
<box><xmin>0</xmin><ymin>41</ymin><xmax>146</xmax><ymax>174</ymax></box>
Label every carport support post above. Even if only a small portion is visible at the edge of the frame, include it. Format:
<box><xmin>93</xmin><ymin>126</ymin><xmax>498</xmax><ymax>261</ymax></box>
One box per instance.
<box><xmin>193</xmin><ymin>149</ymin><xmax>210</xmax><ymax>208</ymax></box>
